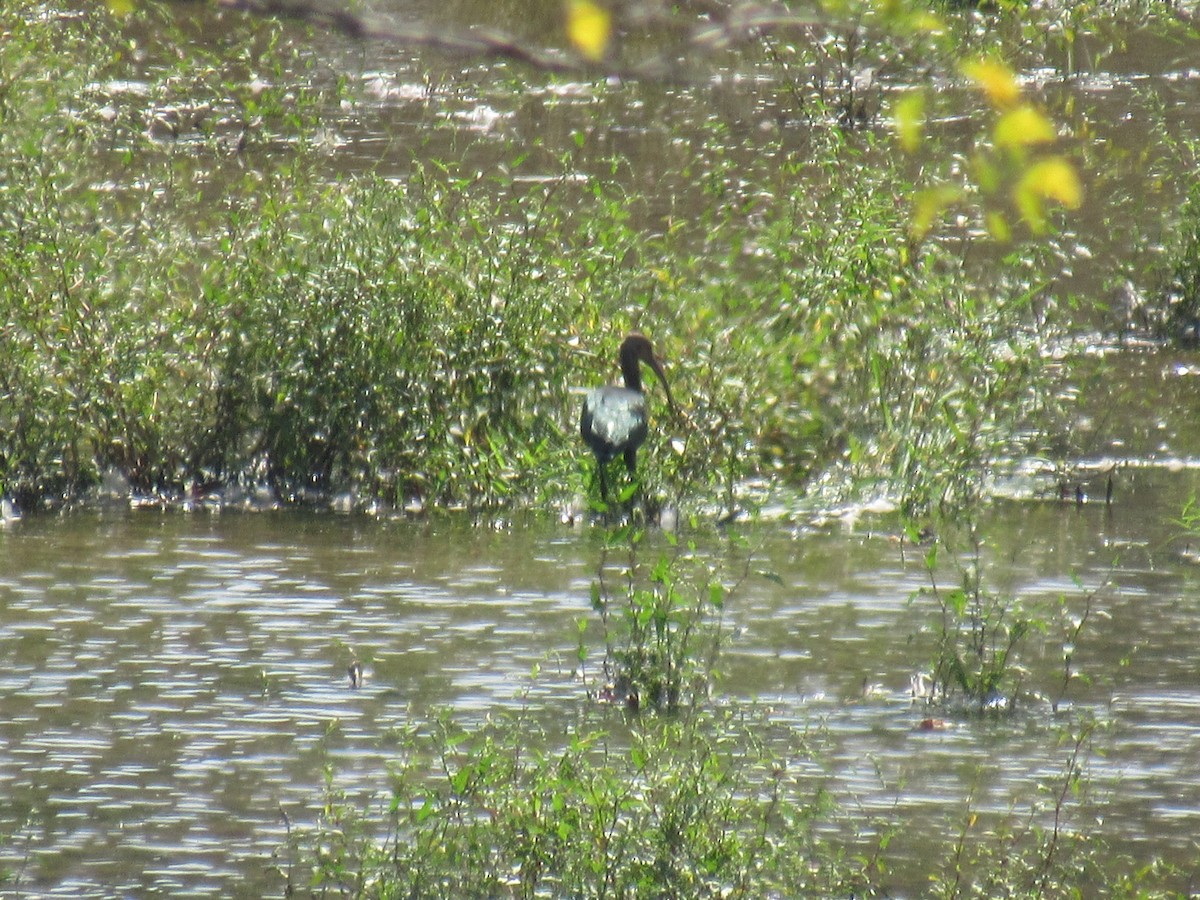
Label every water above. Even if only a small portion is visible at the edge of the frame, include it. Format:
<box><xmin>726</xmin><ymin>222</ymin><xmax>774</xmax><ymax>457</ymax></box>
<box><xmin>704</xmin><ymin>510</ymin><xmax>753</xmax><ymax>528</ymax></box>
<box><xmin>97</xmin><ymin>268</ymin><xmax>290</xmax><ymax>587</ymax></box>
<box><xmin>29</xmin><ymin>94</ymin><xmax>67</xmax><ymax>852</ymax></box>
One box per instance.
<box><xmin>0</xmin><ymin>512</ymin><xmax>586</xmax><ymax>895</ymax></box>
<box><xmin>8</xmin><ymin>2</ymin><xmax>1200</xmax><ymax>893</ymax></box>
<box><xmin>2</xmin><ymin>458</ymin><xmax>1200</xmax><ymax>895</ymax></box>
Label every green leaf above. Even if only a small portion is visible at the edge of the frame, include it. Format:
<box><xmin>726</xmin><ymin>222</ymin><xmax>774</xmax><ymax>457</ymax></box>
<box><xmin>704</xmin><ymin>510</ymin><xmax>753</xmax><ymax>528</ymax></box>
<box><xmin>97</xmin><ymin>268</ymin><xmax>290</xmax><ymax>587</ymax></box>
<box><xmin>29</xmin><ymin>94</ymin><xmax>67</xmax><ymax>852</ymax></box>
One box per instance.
<box><xmin>414</xmin><ymin>796</ymin><xmax>436</xmax><ymax>823</ymax></box>
<box><xmin>708</xmin><ymin>581</ymin><xmax>724</xmax><ymax>610</ymax></box>
<box><xmin>451</xmin><ymin>764</ymin><xmax>473</xmax><ymax>793</ymax></box>
<box><xmin>591</xmin><ymin>581</ymin><xmax>604</xmax><ymax>612</ymax></box>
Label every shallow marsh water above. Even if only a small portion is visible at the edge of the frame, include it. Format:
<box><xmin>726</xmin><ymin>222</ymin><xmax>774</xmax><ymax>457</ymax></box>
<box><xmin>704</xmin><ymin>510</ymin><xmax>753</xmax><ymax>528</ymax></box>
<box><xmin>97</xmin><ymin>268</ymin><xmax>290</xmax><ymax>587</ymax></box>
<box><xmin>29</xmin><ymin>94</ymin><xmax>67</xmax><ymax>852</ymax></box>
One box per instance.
<box><xmin>8</xmin><ymin>1</ymin><xmax>1200</xmax><ymax>894</ymax></box>
<box><xmin>3</xmin><ymin>431</ymin><xmax>1200</xmax><ymax>894</ymax></box>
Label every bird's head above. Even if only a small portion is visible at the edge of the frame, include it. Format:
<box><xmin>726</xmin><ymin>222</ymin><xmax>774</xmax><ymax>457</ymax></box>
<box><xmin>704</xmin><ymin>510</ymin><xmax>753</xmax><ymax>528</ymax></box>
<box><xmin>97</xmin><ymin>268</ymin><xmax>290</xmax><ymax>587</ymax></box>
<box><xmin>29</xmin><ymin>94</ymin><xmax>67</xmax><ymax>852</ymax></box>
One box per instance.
<box><xmin>621</xmin><ymin>332</ymin><xmax>678</xmax><ymax>414</ymax></box>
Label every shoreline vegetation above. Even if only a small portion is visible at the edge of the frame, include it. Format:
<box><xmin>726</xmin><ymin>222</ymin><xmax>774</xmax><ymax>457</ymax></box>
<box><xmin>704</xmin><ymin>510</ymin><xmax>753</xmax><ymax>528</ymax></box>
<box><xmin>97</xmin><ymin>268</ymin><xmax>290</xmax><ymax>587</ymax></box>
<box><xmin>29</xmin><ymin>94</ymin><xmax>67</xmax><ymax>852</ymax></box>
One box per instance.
<box><xmin>4</xmin><ymin>0</ymin><xmax>1199</xmax><ymax>895</ymax></box>
<box><xmin>2</xmin><ymin>0</ymin><xmax>1088</xmax><ymax>522</ymax></box>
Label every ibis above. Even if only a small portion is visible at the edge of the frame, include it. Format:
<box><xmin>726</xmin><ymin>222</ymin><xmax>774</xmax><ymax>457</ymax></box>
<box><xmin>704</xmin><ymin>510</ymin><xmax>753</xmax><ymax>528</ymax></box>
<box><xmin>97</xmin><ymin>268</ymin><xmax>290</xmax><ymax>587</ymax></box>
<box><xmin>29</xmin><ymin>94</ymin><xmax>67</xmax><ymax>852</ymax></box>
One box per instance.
<box><xmin>580</xmin><ymin>332</ymin><xmax>676</xmax><ymax>503</ymax></box>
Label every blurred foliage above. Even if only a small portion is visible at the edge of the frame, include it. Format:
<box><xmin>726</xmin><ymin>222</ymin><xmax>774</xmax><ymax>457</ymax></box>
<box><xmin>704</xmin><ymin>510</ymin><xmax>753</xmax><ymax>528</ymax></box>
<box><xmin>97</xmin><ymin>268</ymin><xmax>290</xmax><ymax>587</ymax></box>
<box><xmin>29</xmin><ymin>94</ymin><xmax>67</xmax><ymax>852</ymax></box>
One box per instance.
<box><xmin>904</xmin><ymin>57</ymin><xmax>1081</xmax><ymax>242</ymax></box>
<box><xmin>0</xmin><ymin>0</ymin><xmax>1121</xmax><ymax>521</ymax></box>
<box><xmin>282</xmin><ymin>705</ymin><xmax>871</xmax><ymax>897</ymax></box>
<box><xmin>1148</xmin><ymin>161</ymin><xmax>1200</xmax><ymax>344</ymax></box>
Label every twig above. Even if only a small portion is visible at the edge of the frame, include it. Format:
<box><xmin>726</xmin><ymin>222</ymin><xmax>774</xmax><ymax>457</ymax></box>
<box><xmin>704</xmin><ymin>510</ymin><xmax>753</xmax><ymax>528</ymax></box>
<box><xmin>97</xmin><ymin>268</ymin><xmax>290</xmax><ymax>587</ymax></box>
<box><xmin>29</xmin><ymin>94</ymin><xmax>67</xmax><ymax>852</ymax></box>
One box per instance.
<box><xmin>212</xmin><ymin>0</ymin><xmax>824</xmax><ymax>83</ymax></box>
<box><xmin>1035</xmin><ymin>721</ymin><xmax>1093</xmax><ymax>891</ymax></box>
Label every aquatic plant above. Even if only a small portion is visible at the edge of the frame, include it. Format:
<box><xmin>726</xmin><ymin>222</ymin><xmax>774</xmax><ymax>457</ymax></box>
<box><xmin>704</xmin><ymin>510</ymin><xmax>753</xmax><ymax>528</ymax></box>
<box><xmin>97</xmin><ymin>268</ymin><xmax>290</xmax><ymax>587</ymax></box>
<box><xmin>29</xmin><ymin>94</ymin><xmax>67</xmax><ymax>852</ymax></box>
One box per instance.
<box><xmin>0</xmin><ymin>1</ymin><xmax>1073</xmax><ymax>518</ymax></box>
<box><xmin>916</xmin><ymin>532</ymin><xmax>1034</xmax><ymax>712</ymax></box>
<box><xmin>909</xmin><ymin>519</ymin><xmax>1111</xmax><ymax>717</ymax></box>
<box><xmin>278</xmin><ymin>674</ymin><xmax>1180</xmax><ymax>898</ymax></box>
<box><xmin>278</xmin><ymin>705</ymin><xmax>871</xmax><ymax>898</ymax></box>
<box><xmin>578</xmin><ymin>527</ymin><xmax>739</xmax><ymax>714</ymax></box>
<box><xmin>928</xmin><ymin>718</ymin><xmax>1110</xmax><ymax>898</ymax></box>
<box><xmin>1150</xmin><ymin>166</ymin><xmax>1200</xmax><ymax>343</ymax></box>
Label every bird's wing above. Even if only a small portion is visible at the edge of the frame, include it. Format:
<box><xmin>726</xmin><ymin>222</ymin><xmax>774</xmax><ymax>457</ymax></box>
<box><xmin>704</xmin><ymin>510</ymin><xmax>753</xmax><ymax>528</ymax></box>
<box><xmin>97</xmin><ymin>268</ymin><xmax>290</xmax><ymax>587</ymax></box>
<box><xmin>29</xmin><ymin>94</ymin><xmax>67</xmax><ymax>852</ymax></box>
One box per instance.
<box><xmin>586</xmin><ymin>389</ymin><xmax>647</xmax><ymax>446</ymax></box>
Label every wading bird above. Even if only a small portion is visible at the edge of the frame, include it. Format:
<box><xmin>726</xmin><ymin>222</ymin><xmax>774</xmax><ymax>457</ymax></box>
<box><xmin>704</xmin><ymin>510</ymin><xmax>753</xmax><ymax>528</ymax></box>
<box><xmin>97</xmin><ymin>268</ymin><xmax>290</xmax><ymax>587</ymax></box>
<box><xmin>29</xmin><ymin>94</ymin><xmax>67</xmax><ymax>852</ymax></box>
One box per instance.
<box><xmin>580</xmin><ymin>332</ymin><xmax>676</xmax><ymax>503</ymax></box>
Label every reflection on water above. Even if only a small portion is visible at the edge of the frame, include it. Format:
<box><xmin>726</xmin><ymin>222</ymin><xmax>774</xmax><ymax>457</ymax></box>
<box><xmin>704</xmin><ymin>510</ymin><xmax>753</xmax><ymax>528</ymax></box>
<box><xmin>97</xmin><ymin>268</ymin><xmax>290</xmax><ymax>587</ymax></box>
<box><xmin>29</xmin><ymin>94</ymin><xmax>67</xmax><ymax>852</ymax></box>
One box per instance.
<box><xmin>8</xmin><ymin>2</ymin><xmax>1200</xmax><ymax>893</ymax></box>
<box><xmin>2</xmin><ymin>464</ymin><xmax>1200</xmax><ymax>894</ymax></box>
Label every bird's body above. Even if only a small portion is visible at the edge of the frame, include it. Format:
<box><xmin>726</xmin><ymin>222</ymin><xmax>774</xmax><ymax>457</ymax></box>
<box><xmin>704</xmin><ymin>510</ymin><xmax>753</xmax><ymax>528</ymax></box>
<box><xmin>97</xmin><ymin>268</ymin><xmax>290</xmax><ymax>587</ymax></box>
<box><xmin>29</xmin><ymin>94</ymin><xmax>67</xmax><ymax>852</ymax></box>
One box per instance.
<box><xmin>581</xmin><ymin>386</ymin><xmax>648</xmax><ymax>467</ymax></box>
<box><xmin>580</xmin><ymin>333</ymin><xmax>675</xmax><ymax>503</ymax></box>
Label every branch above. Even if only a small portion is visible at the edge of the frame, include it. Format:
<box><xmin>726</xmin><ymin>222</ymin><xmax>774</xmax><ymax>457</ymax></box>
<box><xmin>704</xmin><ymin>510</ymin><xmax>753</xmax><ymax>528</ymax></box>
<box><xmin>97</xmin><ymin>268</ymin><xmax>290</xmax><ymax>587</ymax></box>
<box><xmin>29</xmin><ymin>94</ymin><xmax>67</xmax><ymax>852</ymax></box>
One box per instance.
<box><xmin>212</xmin><ymin>0</ymin><xmax>824</xmax><ymax>81</ymax></box>
<box><xmin>217</xmin><ymin>0</ymin><xmax>594</xmax><ymax>74</ymax></box>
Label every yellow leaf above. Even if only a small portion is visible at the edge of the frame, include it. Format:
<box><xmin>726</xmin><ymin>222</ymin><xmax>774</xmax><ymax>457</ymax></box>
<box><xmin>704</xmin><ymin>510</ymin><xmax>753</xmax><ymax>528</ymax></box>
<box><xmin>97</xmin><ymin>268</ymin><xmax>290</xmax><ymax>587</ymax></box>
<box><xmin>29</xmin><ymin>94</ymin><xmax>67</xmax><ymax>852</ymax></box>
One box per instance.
<box><xmin>910</xmin><ymin>185</ymin><xmax>961</xmax><ymax>241</ymax></box>
<box><xmin>994</xmin><ymin>104</ymin><xmax>1056</xmax><ymax>151</ymax></box>
<box><xmin>1015</xmin><ymin>156</ymin><xmax>1082</xmax><ymax>232</ymax></box>
<box><xmin>566</xmin><ymin>0</ymin><xmax>611</xmax><ymax>63</ymax></box>
<box><xmin>1025</xmin><ymin>157</ymin><xmax>1082</xmax><ymax>207</ymax></box>
<box><xmin>107</xmin><ymin>0</ymin><xmax>134</xmax><ymax>15</ymax></box>
<box><xmin>893</xmin><ymin>90</ymin><xmax>925</xmax><ymax>154</ymax></box>
<box><xmin>972</xmin><ymin>152</ymin><xmax>1000</xmax><ymax>195</ymax></box>
<box><xmin>985</xmin><ymin>210</ymin><xmax>1011</xmax><ymax>243</ymax></box>
<box><xmin>961</xmin><ymin>58</ymin><xmax>1020</xmax><ymax>109</ymax></box>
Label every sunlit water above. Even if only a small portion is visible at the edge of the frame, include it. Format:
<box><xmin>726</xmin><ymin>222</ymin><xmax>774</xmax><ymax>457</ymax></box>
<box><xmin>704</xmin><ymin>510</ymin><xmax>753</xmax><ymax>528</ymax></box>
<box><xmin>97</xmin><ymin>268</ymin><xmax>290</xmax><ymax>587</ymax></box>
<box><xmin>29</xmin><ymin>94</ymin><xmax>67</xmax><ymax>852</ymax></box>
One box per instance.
<box><xmin>3</xmin><ymin>445</ymin><xmax>1200</xmax><ymax>895</ymax></box>
<box><xmin>9</xmin><ymin>3</ymin><xmax>1200</xmax><ymax>894</ymax></box>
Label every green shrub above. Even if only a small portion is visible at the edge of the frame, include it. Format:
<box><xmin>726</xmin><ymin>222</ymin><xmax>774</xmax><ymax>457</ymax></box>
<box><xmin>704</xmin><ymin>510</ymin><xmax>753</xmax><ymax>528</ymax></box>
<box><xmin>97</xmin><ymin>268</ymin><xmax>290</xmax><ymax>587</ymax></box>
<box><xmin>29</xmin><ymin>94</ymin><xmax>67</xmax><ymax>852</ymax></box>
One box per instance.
<box><xmin>0</xmin><ymin>1</ymin><xmax>1064</xmax><ymax>519</ymax></box>
<box><xmin>580</xmin><ymin>527</ymin><xmax>735</xmax><ymax>713</ymax></box>
<box><xmin>280</xmin><ymin>706</ymin><xmax>865</xmax><ymax>899</ymax></box>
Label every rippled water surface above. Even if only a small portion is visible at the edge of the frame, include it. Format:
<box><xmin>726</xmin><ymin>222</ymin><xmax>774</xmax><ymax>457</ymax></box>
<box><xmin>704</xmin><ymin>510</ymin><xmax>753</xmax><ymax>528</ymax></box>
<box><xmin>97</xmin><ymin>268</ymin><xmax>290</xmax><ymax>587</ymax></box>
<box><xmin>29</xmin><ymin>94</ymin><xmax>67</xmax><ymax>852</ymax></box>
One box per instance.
<box><xmin>0</xmin><ymin>512</ymin><xmax>593</xmax><ymax>895</ymax></box>
<box><xmin>8</xmin><ymin>1</ymin><xmax>1200</xmax><ymax>894</ymax></box>
<box><xmin>3</xmin><ymin>446</ymin><xmax>1200</xmax><ymax>895</ymax></box>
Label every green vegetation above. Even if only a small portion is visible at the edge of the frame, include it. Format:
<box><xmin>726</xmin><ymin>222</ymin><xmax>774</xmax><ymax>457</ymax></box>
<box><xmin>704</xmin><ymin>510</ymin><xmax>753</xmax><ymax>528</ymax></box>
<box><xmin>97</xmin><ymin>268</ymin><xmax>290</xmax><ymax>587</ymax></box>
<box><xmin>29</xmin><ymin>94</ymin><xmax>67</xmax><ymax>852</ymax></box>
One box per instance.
<box><xmin>580</xmin><ymin>528</ymin><xmax>737</xmax><ymax>713</ymax></box>
<box><xmin>268</xmin><ymin>525</ymin><xmax>1184</xmax><ymax>897</ymax></box>
<box><xmin>279</xmin><ymin>701</ymin><xmax>1135</xmax><ymax>897</ymax></box>
<box><xmin>910</xmin><ymin>522</ymin><xmax>1111</xmax><ymax>714</ymax></box>
<box><xmin>916</xmin><ymin>532</ymin><xmax>1034</xmax><ymax>712</ymax></box>
<box><xmin>5</xmin><ymin>0</ymin><xmax>1200</xmax><ymax>896</ymax></box>
<box><xmin>0</xmin><ymin>0</ymin><xmax>1073</xmax><ymax>518</ymax></box>
<box><xmin>281</xmin><ymin>707</ymin><xmax>864</xmax><ymax>898</ymax></box>
<box><xmin>1150</xmin><ymin>150</ymin><xmax>1200</xmax><ymax>343</ymax></box>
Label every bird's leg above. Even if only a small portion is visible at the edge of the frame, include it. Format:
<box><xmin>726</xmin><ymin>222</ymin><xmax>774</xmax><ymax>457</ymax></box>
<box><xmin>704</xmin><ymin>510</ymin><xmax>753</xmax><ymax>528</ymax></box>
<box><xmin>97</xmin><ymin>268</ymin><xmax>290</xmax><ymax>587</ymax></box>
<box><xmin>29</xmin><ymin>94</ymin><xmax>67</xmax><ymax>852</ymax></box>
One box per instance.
<box><xmin>622</xmin><ymin>447</ymin><xmax>642</xmax><ymax>505</ymax></box>
<box><xmin>598</xmin><ymin>462</ymin><xmax>609</xmax><ymax>505</ymax></box>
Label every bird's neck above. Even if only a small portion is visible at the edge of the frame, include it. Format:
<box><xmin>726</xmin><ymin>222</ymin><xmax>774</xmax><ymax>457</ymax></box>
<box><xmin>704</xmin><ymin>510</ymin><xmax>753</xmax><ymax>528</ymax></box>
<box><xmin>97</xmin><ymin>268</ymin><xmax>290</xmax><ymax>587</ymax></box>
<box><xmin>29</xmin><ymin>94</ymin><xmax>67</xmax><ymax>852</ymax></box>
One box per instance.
<box><xmin>619</xmin><ymin>354</ymin><xmax>644</xmax><ymax>393</ymax></box>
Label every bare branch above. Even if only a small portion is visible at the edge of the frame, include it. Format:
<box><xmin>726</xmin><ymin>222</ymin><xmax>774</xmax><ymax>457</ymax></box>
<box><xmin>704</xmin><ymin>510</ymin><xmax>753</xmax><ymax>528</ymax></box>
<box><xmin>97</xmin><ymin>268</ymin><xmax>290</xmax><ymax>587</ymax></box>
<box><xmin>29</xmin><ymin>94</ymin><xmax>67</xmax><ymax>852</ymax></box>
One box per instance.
<box><xmin>217</xmin><ymin>0</ymin><xmax>596</xmax><ymax>74</ymax></box>
<box><xmin>212</xmin><ymin>0</ymin><xmax>825</xmax><ymax>81</ymax></box>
